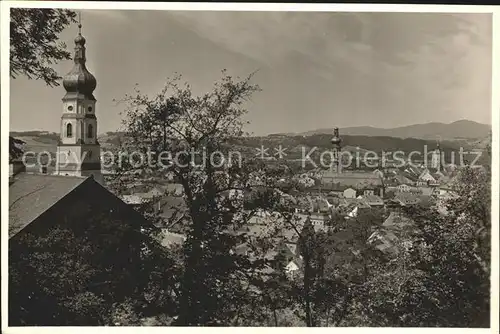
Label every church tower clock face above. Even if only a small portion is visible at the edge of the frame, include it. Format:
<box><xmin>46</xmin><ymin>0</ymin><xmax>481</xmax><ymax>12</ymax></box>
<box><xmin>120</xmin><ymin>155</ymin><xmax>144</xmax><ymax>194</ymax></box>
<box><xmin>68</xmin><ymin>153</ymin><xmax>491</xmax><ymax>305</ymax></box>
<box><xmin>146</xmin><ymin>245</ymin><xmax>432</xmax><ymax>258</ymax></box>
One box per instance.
<box><xmin>55</xmin><ymin>18</ymin><xmax>103</xmax><ymax>185</ymax></box>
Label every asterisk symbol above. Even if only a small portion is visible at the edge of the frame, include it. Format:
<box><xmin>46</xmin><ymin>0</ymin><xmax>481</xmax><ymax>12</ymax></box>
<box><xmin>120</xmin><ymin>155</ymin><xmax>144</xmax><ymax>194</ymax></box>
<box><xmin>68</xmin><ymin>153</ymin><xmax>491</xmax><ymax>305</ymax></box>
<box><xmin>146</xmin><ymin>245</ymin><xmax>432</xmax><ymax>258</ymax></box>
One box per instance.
<box><xmin>274</xmin><ymin>145</ymin><xmax>287</xmax><ymax>159</ymax></box>
<box><xmin>255</xmin><ymin>145</ymin><xmax>269</xmax><ymax>159</ymax></box>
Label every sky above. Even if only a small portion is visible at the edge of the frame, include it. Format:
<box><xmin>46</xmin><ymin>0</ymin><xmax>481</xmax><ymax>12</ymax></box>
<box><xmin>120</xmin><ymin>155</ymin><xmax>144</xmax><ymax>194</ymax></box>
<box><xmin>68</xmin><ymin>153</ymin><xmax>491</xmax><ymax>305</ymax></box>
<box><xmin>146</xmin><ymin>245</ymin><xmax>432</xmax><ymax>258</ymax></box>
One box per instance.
<box><xmin>9</xmin><ymin>10</ymin><xmax>493</xmax><ymax>136</ymax></box>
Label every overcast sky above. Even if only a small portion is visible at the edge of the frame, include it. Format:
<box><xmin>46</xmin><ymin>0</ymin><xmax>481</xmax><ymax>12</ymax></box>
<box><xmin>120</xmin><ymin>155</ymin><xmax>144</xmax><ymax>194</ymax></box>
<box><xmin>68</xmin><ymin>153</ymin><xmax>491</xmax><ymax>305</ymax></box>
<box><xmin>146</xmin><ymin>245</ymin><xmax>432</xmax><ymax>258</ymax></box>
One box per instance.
<box><xmin>9</xmin><ymin>10</ymin><xmax>492</xmax><ymax>135</ymax></box>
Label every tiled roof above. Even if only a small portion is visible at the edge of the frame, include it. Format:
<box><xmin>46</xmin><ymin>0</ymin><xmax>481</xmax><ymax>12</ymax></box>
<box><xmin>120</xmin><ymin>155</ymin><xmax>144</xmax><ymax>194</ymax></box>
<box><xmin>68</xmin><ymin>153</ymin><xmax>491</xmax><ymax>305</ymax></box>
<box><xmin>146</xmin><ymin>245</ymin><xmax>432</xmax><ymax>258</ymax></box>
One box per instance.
<box><xmin>285</xmin><ymin>243</ymin><xmax>298</xmax><ymax>255</ymax></box>
<box><xmin>394</xmin><ymin>193</ymin><xmax>421</xmax><ymax>206</ymax></box>
<box><xmin>384</xmin><ymin>178</ymin><xmax>400</xmax><ymax>187</ymax></box>
<box><xmin>361</xmin><ymin>194</ymin><xmax>384</xmax><ymax>206</ymax></box>
<box><xmin>121</xmin><ymin>194</ymin><xmax>145</xmax><ymax>205</ymax></box>
<box><xmin>419</xmin><ymin>187</ymin><xmax>435</xmax><ymax>196</ymax></box>
<box><xmin>382</xmin><ymin>211</ymin><xmax>414</xmax><ymax>230</ymax></box>
<box><xmin>159</xmin><ymin>196</ymin><xmax>187</xmax><ymax>220</ymax></box>
<box><xmin>287</xmin><ymin>257</ymin><xmax>303</xmax><ymax>270</ymax></box>
<box><xmin>338</xmin><ymin>198</ymin><xmax>360</xmax><ymax>207</ymax></box>
<box><xmin>368</xmin><ymin>212</ymin><xmax>416</xmax><ymax>254</ymax></box>
<box><xmin>401</xmin><ymin>172</ymin><xmax>418</xmax><ymax>183</ymax></box>
<box><xmin>319</xmin><ymin>171</ymin><xmax>382</xmax><ymax>190</ymax></box>
<box><xmin>310</xmin><ymin>183</ymin><xmax>349</xmax><ymax>192</ymax></box>
<box><xmin>160</xmin><ymin>230</ymin><xmax>186</xmax><ymax>247</ymax></box>
<box><xmin>9</xmin><ymin>173</ymin><xmax>89</xmax><ymax>238</ymax></box>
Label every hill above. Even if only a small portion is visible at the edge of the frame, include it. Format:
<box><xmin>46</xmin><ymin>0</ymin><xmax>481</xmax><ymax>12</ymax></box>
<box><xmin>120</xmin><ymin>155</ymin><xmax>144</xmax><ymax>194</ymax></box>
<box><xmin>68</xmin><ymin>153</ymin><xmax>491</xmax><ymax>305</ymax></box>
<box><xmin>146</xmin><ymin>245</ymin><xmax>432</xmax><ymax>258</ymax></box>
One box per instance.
<box><xmin>10</xmin><ymin>130</ymin><xmax>489</xmax><ymax>169</ymax></box>
<box><xmin>234</xmin><ymin>133</ymin><xmax>472</xmax><ymax>157</ymax></box>
<box><xmin>299</xmin><ymin>120</ymin><xmax>490</xmax><ymax>140</ymax></box>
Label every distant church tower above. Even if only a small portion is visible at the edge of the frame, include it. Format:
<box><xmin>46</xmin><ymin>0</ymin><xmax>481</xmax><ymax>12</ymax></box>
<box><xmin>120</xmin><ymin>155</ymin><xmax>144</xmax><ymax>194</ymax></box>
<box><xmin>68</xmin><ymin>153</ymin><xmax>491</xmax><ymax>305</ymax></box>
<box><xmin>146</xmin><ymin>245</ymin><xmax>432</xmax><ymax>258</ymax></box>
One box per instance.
<box><xmin>430</xmin><ymin>141</ymin><xmax>441</xmax><ymax>171</ymax></box>
<box><xmin>56</xmin><ymin>18</ymin><xmax>103</xmax><ymax>184</ymax></box>
<box><xmin>331</xmin><ymin>127</ymin><xmax>342</xmax><ymax>173</ymax></box>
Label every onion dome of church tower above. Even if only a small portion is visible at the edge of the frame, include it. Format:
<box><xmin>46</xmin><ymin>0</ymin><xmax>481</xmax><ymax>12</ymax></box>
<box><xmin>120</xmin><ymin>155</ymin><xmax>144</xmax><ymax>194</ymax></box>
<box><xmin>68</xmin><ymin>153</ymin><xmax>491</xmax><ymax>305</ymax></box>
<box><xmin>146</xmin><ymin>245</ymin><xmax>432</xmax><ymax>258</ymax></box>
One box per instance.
<box><xmin>331</xmin><ymin>127</ymin><xmax>342</xmax><ymax>146</ymax></box>
<box><xmin>62</xmin><ymin>22</ymin><xmax>97</xmax><ymax>101</ymax></box>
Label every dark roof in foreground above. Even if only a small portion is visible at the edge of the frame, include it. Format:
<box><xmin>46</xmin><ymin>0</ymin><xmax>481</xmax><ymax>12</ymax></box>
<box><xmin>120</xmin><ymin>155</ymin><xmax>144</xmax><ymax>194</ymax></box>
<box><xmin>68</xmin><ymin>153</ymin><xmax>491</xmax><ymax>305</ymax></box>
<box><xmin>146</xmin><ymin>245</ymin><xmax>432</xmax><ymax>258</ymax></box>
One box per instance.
<box><xmin>9</xmin><ymin>173</ymin><xmax>89</xmax><ymax>238</ymax></box>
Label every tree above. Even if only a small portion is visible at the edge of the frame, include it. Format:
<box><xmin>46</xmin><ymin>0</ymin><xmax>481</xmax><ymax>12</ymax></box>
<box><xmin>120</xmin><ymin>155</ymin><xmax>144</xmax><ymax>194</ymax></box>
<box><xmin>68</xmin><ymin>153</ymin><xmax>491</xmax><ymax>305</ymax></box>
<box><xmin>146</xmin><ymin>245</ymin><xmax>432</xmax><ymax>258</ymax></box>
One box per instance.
<box><xmin>114</xmin><ymin>70</ymin><xmax>288</xmax><ymax>325</ymax></box>
<box><xmin>9</xmin><ymin>136</ymin><xmax>25</xmax><ymax>162</ymax></box>
<box><xmin>110</xmin><ymin>71</ymin><xmax>492</xmax><ymax>327</ymax></box>
<box><xmin>341</xmin><ymin>170</ymin><xmax>491</xmax><ymax>327</ymax></box>
<box><xmin>10</xmin><ymin>8</ymin><xmax>77</xmax><ymax>87</ymax></box>
<box><xmin>446</xmin><ymin>166</ymin><xmax>491</xmax><ymax>273</ymax></box>
<box><xmin>9</xmin><ymin>8</ymin><xmax>77</xmax><ymax>164</ymax></box>
<box><xmin>274</xmin><ymin>211</ymin><xmax>352</xmax><ymax>327</ymax></box>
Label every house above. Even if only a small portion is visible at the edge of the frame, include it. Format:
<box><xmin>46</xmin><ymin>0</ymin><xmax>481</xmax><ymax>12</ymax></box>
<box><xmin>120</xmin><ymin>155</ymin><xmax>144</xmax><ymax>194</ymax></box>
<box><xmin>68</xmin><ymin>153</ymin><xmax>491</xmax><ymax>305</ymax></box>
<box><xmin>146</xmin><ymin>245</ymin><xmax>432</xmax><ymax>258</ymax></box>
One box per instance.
<box><xmin>165</xmin><ymin>183</ymin><xmax>184</xmax><ymax>196</ymax></box>
<box><xmin>438</xmin><ymin>183</ymin><xmax>457</xmax><ymax>198</ymax></box>
<box><xmin>158</xmin><ymin>196</ymin><xmax>188</xmax><ymax>230</ymax></box>
<box><xmin>121</xmin><ymin>186</ymin><xmax>168</xmax><ymax>211</ymax></box>
<box><xmin>367</xmin><ymin>230</ymin><xmax>399</xmax><ymax>255</ymax></box>
<box><xmin>396</xmin><ymin>184</ymin><xmax>411</xmax><ymax>192</ymax></box>
<box><xmin>284</xmin><ymin>242</ymin><xmax>298</xmax><ymax>257</ymax></box>
<box><xmin>9</xmin><ymin>173</ymin><xmax>150</xmax><ymax>325</ymax></box>
<box><xmin>295</xmin><ymin>173</ymin><xmax>315</xmax><ymax>188</ymax></box>
<box><xmin>285</xmin><ymin>258</ymin><xmax>303</xmax><ymax>279</ymax></box>
<box><xmin>160</xmin><ymin>230</ymin><xmax>186</xmax><ymax>248</ymax></box>
<box><xmin>392</xmin><ymin>193</ymin><xmax>421</xmax><ymax>207</ymax></box>
<box><xmin>295</xmin><ymin>196</ymin><xmax>313</xmax><ymax>213</ymax></box>
<box><xmin>404</xmin><ymin>165</ymin><xmax>423</xmax><ymax>176</ymax></box>
<box><xmin>164</xmin><ymin>171</ymin><xmax>175</xmax><ymax>181</ymax></box>
<box><xmin>372</xmin><ymin>169</ymin><xmax>384</xmax><ymax>179</ymax></box>
<box><xmin>367</xmin><ymin>212</ymin><xmax>416</xmax><ymax>255</ymax></box>
<box><xmin>346</xmin><ymin>201</ymin><xmax>371</xmax><ymax>219</ymax></box>
<box><xmin>343</xmin><ymin>187</ymin><xmax>357</xmax><ymax>199</ymax></box>
<box><xmin>419</xmin><ymin>169</ymin><xmax>437</xmax><ymax>184</ymax></box>
<box><xmin>296</xmin><ymin>195</ymin><xmax>333</xmax><ymax>214</ymax></box>
<box><xmin>417</xmin><ymin>186</ymin><xmax>436</xmax><ymax>196</ymax></box>
<box><xmin>359</xmin><ymin>194</ymin><xmax>384</xmax><ymax>207</ymax></box>
<box><xmin>309</xmin><ymin>212</ymin><xmax>330</xmax><ymax>232</ymax></box>
<box><xmin>337</xmin><ymin>197</ymin><xmax>362</xmax><ymax>208</ymax></box>
<box><xmin>362</xmin><ymin>188</ymin><xmax>375</xmax><ymax>196</ymax></box>
<box><xmin>382</xmin><ymin>211</ymin><xmax>415</xmax><ymax>230</ymax></box>
<box><xmin>9</xmin><ymin>173</ymin><xmax>148</xmax><ymax>240</ymax></box>
<box><xmin>392</xmin><ymin>170</ymin><xmax>417</xmax><ymax>185</ymax></box>
<box><xmin>319</xmin><ymin>170</ymin><xmax>384</xmax><ymax>197</ymax></box>
<box><xmin>383</xmin><ymin>178</ymin><xmax>399</xmax><ymax>187</ymax></box>
<box><xmin>121</xmin><ymin>194</ymin><xmax>146</xmax><ymax>208</ymax></box>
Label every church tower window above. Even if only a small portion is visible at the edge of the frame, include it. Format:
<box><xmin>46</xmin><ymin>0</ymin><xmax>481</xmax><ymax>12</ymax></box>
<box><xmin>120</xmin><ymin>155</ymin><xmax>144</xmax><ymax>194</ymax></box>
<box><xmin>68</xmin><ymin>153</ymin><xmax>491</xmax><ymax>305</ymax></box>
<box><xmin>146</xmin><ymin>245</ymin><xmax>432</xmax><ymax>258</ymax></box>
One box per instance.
<box><xmin>66</xmin><ymin>123</ymin><xmax>73</xmax><ymax>137</ymax></box>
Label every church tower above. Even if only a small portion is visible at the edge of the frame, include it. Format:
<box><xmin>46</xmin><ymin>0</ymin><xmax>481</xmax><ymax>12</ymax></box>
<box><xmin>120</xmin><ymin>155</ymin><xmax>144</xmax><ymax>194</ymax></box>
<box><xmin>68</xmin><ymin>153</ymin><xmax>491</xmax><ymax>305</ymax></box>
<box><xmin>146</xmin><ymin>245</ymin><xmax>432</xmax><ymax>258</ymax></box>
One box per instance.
<box><xmin>56</xmin><ymin>18</ymin><xmax>103</xmax><ymax>184</ymax></box>
<box><xmin>331</xmin><ymin>127</ymin><xmax>342</xmax><ymax>173</ymax></box>
<box><xmin>431</xmin><ymin>141</ymin><xmax>441</xmax><ymax>171</ymax></box>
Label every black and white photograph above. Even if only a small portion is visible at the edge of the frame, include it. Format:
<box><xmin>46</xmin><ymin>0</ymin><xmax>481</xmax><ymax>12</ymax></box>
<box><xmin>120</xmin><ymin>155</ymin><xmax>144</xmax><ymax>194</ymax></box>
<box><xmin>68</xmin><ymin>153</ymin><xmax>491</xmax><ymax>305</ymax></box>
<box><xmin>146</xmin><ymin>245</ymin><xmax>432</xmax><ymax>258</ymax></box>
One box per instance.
<box><xmin>2</xmin><ymin>2</ymin><xmax>498</xmax><ymax>329</ymax></box>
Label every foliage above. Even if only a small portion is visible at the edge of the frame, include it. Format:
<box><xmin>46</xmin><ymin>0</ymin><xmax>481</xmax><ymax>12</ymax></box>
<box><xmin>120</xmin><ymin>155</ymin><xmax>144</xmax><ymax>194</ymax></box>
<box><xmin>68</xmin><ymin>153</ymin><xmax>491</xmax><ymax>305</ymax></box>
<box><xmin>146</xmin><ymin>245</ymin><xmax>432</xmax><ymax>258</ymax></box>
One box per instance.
<box><xmin>9</xmin><ymin>136</ymin><xmax>25</xmax><ymax>162</ymax></box>
<box><xmin>113</xmin><ymin>70</ymin><xmax>291</xmax><ymax>325</ymax></box>
<box><xmin>9</xmin><ymin>9</ymin><xmax>76</xmax><ymax>165</ymax></box>
<box><xmin>337</xmin><ymin>166</ymin><xmax>491</xmax><ymax>327</ymax></box>
<box><xmin>446</xmin><ymin>166</ymin><xmax>491</xmax><ymax>272</ymax></box>
<box><xmin>10</xmin><ymin>8</ymin><xmax>77</xmax><ymax>87</ymax></box>
<box><xmin>9</xmin><ymin>210</ymin><xmax>141</xmax><ymax>325</ymax></box>
<box><xmin>278</xmin><ymin>165</ymin><xmax>490</xmax><ymax>327</ymax></box>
